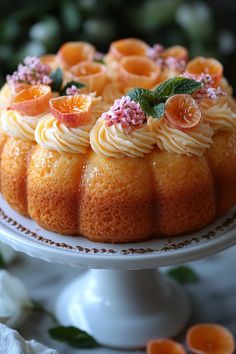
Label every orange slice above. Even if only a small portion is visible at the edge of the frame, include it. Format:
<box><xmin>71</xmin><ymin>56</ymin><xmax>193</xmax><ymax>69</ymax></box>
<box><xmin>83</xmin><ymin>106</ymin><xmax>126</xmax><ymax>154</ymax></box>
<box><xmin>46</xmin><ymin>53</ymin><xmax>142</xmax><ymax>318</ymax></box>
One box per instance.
<box><xmin>70</xmin><ymin>61</ymin><xmax>107</xmax><ymax>94</ymax></box>
<box><xmin>119</xmin><ymin>55</ymin><xmax>161</xmax><ymax>89</ymax></box>
<box><xmin>165</xmin><ymin>94</ymin><xmax>202</xmax><ymax>131</ymax></box>
<box><xmin>13</xmin><ymin>83</ymin><xmax>31</xmax><ymax>95</ymax></box>
<box><xmin>147</xmin><ymin>339</ymin><xmax>186</xmax><ymax>354</ymax></box>
<box><xmin>186</xmin><ymin>57</ymin><xmax>223</xmax><ymax>86</ymax></box>
<box><xmin>57</xmin><ymin>41</ymin><xmax>96</xmax><ymax>69</ymax></box>
<box><xmin>109</xmin><ymin>38</ymin><xmax>149</xmax><ymax>61</ymax></box>
<box><xmin>40</xmin><ymin>54</ymin><xmax>57</xmax><ymax>70</ymax></box>
<box><xmin>186</xmin><ymin>324</ymin><xmax>235</xmax><ymax>354</ymax></box>
<box><xmin>162</xmin><ymin>45</ymin><xmax>188</xmax><ymax>61</ymax></box>
<box><xmin>12</xmin><ymin>85</ymin><xmax>52</xmax><ymax>116</ymax></box>
<box><xmin>49</xmin><ymin>94</ymin><xmax>92</xmax><ymax>127</ymax></box>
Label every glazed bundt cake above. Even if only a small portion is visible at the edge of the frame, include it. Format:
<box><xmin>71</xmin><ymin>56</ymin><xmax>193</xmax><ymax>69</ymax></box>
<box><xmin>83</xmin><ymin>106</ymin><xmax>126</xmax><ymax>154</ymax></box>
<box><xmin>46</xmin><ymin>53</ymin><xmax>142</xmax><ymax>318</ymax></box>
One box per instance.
<box><xmin>0</xmin><ymin>38</ymin><xmax>236</xmax><ymax>243</ymax></box>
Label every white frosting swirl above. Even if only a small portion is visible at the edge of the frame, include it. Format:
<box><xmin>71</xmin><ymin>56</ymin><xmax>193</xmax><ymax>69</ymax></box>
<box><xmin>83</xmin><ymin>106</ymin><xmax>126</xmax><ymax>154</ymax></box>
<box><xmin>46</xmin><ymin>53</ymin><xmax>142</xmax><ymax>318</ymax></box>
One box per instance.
<box><xmin>90</xmin><ymin>118</ymin><xmax>156</xmax><ymax>158</ymax></box>
<box><xmin>1</xmin><ymin>109</ymin><xmax>41</xmax><ymax>141</ymax></box>
<box><xmin>0</xmin><ymin>84</ymin><xmax>12</xmax><ymax>111</ymax></box>
<box><xmin>154</xmin><ymin>119</ymin><xmax>213</xmax><ymax>157</ymax></box>
<box><xmin>35</xmin><ymin>113</ymin><xmax>92</xmax><ymax>154</ymax></box>
<box><xmin>200</xmin><ymin>99</ymin><xmax>236</xmax><ymax>132</ymax></box>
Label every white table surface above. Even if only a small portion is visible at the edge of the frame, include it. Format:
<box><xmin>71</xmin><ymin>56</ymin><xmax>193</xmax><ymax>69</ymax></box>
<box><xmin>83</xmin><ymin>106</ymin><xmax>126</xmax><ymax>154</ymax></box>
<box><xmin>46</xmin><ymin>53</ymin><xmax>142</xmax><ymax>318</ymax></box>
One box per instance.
<box><xmin>6</xmin><ymin>245</ymin><xmax>236</xmax><ymax>354</ymax></box>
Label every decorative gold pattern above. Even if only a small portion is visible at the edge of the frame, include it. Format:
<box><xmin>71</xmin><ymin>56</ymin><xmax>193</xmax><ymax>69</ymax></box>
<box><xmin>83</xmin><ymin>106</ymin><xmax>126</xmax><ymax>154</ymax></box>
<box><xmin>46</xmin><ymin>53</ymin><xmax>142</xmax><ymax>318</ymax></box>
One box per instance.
<box><xmin>0</xmin><ymin>206</ymin><xmax>235</xmax><ymax>255</ymax></box>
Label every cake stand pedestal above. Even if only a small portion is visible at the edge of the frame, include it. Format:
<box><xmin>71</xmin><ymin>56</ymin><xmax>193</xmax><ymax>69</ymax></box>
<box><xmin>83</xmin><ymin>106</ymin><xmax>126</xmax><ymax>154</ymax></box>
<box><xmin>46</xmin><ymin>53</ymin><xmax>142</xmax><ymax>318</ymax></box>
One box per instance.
<box><xmin>0</xmin><ymin>196</ymin><xmax>235</xmax><ymax>349</ymax></box>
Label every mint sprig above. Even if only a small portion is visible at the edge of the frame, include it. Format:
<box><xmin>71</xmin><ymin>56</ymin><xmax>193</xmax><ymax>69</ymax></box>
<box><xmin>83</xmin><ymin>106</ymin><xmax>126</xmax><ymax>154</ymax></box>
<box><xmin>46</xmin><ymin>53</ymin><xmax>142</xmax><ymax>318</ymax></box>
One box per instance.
<box><xmin>49</xmin><ymin>326</ymin><xmax>99</xmax><ymax>349</ymax></box>
<box><xmin>127</xmin><ymin>77</ymin><xmax>202</xmax><ymax>119</ymax></box>
<box><xmin>61</xmin><ymin>81</ymin><xmax>86</xmax><ymax>95</ymax></box>
<box><xmin>49</xmin><ymin>68</ymin><xmax>63</xmax><ymax>93</ymax></box>
<box><xmin>167</xmin><ymin>265</ymin><xmax>199</xmax><ymax>284</ymax></box>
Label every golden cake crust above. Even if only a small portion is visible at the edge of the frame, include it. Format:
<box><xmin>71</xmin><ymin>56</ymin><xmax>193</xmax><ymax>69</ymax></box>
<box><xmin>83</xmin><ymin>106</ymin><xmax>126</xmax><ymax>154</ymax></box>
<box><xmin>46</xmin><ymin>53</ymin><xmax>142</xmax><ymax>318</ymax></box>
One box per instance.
<box><xmin>1</xmin><ymin>129</ymin><xmax>236</xmax><ymax>243</ymax></box>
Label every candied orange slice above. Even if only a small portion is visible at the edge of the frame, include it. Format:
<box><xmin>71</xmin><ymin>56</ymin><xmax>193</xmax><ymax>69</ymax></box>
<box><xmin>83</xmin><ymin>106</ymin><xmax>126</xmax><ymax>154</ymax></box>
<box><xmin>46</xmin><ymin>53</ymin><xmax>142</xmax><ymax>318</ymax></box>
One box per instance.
<box><xmin>49</xmin><ymin>94</ymin><xmax>92</xmax><ymax>127</ymax></box>
<box><xmin>186</xmin><ymin>57</ymin><xmax>223</xmax><ymax>86</ymax></box>
<box><xmin>186</xmin><ymin>324</ymin><xmax>235</xmax><ymax>354</ymax></box>
<box><xmin>40</xmin><ymin>54</ymin><xmax>57</xmax><ymax>70</ymax></box>
<box><xmin>57</xmin><ymin>41</ymin><xmax>95</xmax><ymax>69</ymax></box>
<box><xmin>147</xmin><ymin>339</ymin><xmax>186</xmax><ymax>354</ymax></box>
<box><xmin>119</xmin><ymin>55</ymin><xmax>161</xmax><ymax>89</ymax></box>
<box><xmin>162</xmin><ymin>45</ymin><xmax>188</xmax><ymax>61</ymax></box>
<box><xmin>165</xmin><ymin>94</ymin><xmax>202</xmax><ymax>131</ymax></box>
<box><xmin>13</xmin><ymin>83</ymin><xmax>31</xmax><ymax>95</ymax></box>
<box><xmin>70</xmin><ymin>61</ymin><xmax>106</xmax><ymax>94</ymax></box>
<box><xmin>109</xmin><ymin>38</ymin><xmax>149</xmax><ymax>61</ymax></box>
<box><xmin>12</xmin><ymin>85</ymin><xmax>52</xmax><ymax>116</ymax></box>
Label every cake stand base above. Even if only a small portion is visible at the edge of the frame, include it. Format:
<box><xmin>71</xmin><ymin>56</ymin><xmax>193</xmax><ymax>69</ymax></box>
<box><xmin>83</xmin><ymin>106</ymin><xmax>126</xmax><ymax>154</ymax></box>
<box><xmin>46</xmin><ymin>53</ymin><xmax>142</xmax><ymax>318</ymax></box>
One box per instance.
<box><xmin>56</xmin><ymin>268</ymin><xmax>190</xmax><ymax>349</ymax></box>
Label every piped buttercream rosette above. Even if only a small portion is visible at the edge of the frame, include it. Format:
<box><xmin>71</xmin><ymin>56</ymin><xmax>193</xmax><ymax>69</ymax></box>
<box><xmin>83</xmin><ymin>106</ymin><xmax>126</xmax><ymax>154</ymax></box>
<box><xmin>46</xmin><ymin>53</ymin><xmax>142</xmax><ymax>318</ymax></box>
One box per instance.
<box><xmin>90</xmin><ymin>96</ymin><xmax>156</xmax><ymax>158</ymax></box>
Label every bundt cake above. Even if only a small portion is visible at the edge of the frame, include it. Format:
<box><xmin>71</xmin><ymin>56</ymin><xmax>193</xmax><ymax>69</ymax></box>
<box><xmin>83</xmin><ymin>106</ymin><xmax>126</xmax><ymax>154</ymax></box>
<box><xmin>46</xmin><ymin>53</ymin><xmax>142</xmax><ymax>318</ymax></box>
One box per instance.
<box><xmin>0</xmin><ymin>39</ymin><xmax>236</xmax><ymax>243</ymax></box>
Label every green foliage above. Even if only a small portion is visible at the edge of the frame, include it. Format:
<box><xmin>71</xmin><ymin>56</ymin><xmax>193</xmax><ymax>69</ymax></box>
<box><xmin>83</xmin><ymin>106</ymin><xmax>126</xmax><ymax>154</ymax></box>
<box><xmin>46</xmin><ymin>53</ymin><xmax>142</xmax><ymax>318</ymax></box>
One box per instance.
<box><xmin>49</xmin><ymin>326</ymin><xmax>99</xmax><ymax>348</ymax></box>
<box><xmin>0</xmin><ymin>0</ymin><xmax>235</xmax><ymax>87</ymax></box>
<box><xmin>167</xmin><ymin>265</ymin><xmax>199</xmax><ymax>283</ymax></box>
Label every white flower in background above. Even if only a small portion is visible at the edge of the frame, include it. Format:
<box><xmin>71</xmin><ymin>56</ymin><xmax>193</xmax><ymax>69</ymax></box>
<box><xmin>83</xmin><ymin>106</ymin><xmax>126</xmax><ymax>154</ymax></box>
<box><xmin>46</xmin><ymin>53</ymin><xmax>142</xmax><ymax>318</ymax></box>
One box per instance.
<box><xmin>0</xmin><ymin>270</ymin><xmax>32</xmax><ymax>327</ymax></box>
<box><xmin>0</xmin><ymin>243</ymin><xmax>16</xmax><ymax>264</ymax></box>
<box><xmin>0</xmin><ymin>323</ymin><xmax>58</xmax><ymax>354</ymax></box>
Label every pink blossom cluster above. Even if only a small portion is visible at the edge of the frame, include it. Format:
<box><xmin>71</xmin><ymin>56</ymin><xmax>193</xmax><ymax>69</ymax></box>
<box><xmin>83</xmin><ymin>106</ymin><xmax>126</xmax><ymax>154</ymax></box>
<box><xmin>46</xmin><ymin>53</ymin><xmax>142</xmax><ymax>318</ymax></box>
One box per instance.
<box><xmin>66</xmin><ymin>85</ymin><xmax>81</xmax><ymax>95</ymax></box>
<box><xmin>182</xmin><ymin>72</ymin><xmax>226</xmax><ymax>100</ymax></box>
<box><xmin>93</xmin><ymin>51</ymin><xmax>105</xmax><ymax>61</ymax></box>
<box><xmin>147</xmin><ymin>44</ymin><xmax>186</xmax><ymax>73</ymax></box>
<box><xmin>6</xmin><ymin>56</ymin><xmax>52</xmax><ymax>86</ymax></box>
<box><xmin>102</xmin><ymin>96</ymin><xmax>146</xmax><ymax>133</ymax></box>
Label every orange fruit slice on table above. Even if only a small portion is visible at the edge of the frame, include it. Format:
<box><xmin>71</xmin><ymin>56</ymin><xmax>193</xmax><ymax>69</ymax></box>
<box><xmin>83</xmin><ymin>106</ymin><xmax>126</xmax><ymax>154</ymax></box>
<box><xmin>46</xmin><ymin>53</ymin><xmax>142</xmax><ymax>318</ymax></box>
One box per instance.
<box><xmin>119</xmin><ymin>55</ymin><xmax>161</xmax><ymax>89</ymax></box>
<box><xmin>49</xmin><ymin>94</ymin><xmax>92</xmax><ymax>127</ymax></box>
<box><xmin>12</xmin><ymin>84</ymin><xmax>52</xmax><ymax>116</ymax></box>
<box><xmin>147</xmin><ymin>339</ymin><xmax>186</xmax><ymax>354</ymax></box>
<box><xmin>161</xmin><ymin>45</ymin><xmax>188</xmax><ymax>61</ymax></box>
<box><xmin>109</xmin><ymin>38</ymin><xmax>149</xmax><ymax>61</ymax></box>
<box><xmin>165</xmin><ymin>94</ymin><xmax>202</xmax><ymax>131</ymax></box>
<box><xmin>70</xmin><ymin>61</ymin><xmax>107</xmax><ymax>94</ymax></box>
<box><xmin>57</xmin><ymin>41</ymin><xmax>96</xmax><ymax>69</ymax></box>
<box><xmin>186</xmin><ymin>323</ymin><xmax>235</xmax><ymax>354</ymax></box>
<box><xmin>186</xmin><ymin>57</ymin><xmax>223</xmax><ymax>87</ymax></box>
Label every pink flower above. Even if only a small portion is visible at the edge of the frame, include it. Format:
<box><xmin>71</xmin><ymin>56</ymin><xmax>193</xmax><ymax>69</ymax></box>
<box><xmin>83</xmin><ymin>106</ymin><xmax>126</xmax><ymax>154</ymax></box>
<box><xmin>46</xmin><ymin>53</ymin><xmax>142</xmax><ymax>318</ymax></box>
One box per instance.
<box><xmin>6</xmin><ymin>56</ymin><xmax>52</xmax><ymax>87</ymax></box>
<box><xmin>65</xmin><ymin>85</ymin><xmax>81</xmax><ymax>95</ymax></box>
<box><xmin>102</xmin><ymin>96</ymin><xmax>146</xmax><ymax>133</ymax></box>
<box><xmin>181</xmin><ymin>72</ymin><xmax>226</xmax><ymax>100</ymax></box>
<box><xmin>147</xmin><ymin>44</ymin><xmax>164</xmax><ymax>61</ymax></box>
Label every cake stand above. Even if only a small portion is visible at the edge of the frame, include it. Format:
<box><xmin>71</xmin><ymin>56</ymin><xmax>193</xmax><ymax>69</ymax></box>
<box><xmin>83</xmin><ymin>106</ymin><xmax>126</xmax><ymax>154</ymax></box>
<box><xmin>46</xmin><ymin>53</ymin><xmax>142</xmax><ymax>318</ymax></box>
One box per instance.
<box><xmin>0</xmin><ymin>195</ymin><xmax>236</xmax><ymax>350</ymax></box>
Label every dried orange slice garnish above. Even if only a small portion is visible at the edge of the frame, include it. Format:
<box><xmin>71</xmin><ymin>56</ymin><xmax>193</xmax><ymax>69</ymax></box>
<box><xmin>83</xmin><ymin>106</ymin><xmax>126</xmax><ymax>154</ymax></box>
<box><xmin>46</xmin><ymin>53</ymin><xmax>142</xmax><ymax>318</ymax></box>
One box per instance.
<box><xmin>49</xmin><ymin>94</ymin><xmax>92</xmax><ymax>127</ymax></box>
<box><xmin>109</xmin><ymin>38</ymin><xmax>149</xmax><ymax>61</ymax></box>
<box><xmin>165</xmin><ymin>94</ymin><xmax>202</xmax><ymax>131</ymax></box>
<box><xmin>162</xmin><ymin>45</ymin><xmax>188</xmax><ymax>61</ymax></box>
<box><xmin>119</xmin><ymin>56</ymin><xmax>161</xmax><ymax>89</ymax></box>
<box><xmin>13</xmin><ymin>83</ymin><xmax>31</xmax><ymax>95</ymax></box>
<box><xmin>57</xmin><ymin>41</ymin><xmax>95</xmax><ymax>69</ymax></box>
<box><xmin>70</xmin><ymin>61</ymin><xmax>106</xmax><ymax>94</ymax></box>
<box><xmin>40</xmin><ymin>54</ymin><xmax>57</xmax><ymax>70</ymax></box>
<box><xmin>186</xmin><ymin>57</ymin><xmax>223</xmax><ymax>86</ymax></box>
<box><xmin>186</xmin><ymin>324</ymin><xmax>235</xmax><ymax>354</ymax></box>
<box><xmin>147</xmin><ymin>339</ymin><xmax>186</xmax><ymax>354</ymax></box>
<box><xmin>12</xmin><ymin>85</ymin><xmax>52</xmax><ymax>116</ymax></box>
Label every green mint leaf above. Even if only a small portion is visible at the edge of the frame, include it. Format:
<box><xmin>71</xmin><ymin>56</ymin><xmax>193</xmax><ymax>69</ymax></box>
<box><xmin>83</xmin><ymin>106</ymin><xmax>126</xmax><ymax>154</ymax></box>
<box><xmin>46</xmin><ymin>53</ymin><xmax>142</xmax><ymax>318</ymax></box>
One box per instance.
<box><xmin>61</xmin><ymin>81</ymin><xmax>86</xmax><ymax>95</ymax></box>
<box><xmin>167</xmin><ymin>266</ymin><xmax>199</xmax><ymax>284</ymax></box>
<box><xmin>0</xmin><ymin>252</ymin><xmax>5</xmax><ymax>268</ymax></box>
<box><xmin>152</xmin><ymin>102</ymin><xmax>165</xmax><ymax>119</ymax></box>
<box><xmin>154</xmin><ymin>77</ymin><xmax>202</xmax><ymax>100</ymax></box>
<box><xmin>94</xmin><ymin>58</ymin><xmax>105</xmax><ymax>64</ymax></box>
<box><xmin>50</xmin><ymin>68</ymin><xmax>63</xmax><ymax>92</ymax></box>
<box><xmin>127</xmin><ymin>87</ymin><xmax>158</xmax><ymax>116</ymax></box>
<box><xmin>49</xmin><ymin>326</ymin><xmax>99</xmax><ymax>349</ymax></box>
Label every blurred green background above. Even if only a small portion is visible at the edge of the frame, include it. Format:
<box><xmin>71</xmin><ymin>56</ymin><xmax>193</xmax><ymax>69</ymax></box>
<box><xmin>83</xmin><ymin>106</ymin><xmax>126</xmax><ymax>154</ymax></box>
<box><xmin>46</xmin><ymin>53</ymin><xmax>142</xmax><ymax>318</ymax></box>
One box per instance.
<box><xmin>0</xmin><ymin>0</ymin><xmax>235</xmax><ymax>89</ymax></box>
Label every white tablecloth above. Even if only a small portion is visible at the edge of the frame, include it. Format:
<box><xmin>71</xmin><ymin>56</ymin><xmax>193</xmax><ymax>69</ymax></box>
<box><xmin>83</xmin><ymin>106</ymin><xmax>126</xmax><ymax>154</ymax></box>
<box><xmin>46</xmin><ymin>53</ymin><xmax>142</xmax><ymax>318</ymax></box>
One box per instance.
<box><xmin>7</xmin><ymin>245</ymin><xmax>236</xmax><ymax>354</ymax></box>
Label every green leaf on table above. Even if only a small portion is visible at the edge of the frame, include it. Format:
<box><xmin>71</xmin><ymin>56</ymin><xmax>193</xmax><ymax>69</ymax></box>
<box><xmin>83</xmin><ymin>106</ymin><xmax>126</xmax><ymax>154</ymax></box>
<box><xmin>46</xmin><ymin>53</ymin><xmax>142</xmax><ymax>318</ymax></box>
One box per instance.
<box><xmin>49</xmin><ymin>326</ymin><xmax>99</xmax><ymax>348</ymax></box>
<box><xmin>60</xmin><ymin>81</ymin><xmax>86</xmax><ymax>95</ymax></box>
<box><xmin>167</xmin><ymin>266</ymin><xmax>199</xmax><ymax>284</ymax></box>
<box><xmin>50</xmin><ymin>68</ymin><xmax>63</xmax><ymax>92</ymax></box>
<box><xmin>0</xmin><ymin>252</ymin><xmax>6</xmax><ymax>268</ymax></box>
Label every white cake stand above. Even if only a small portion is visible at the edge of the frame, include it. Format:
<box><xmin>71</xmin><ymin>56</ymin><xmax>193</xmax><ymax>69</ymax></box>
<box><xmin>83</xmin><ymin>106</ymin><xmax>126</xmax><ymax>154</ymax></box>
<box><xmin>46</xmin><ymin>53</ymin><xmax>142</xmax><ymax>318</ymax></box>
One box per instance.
<box><xmin>0</xmin><ymin>195</ymin><xmax>236</xmax><ymax>350</ymax></box>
